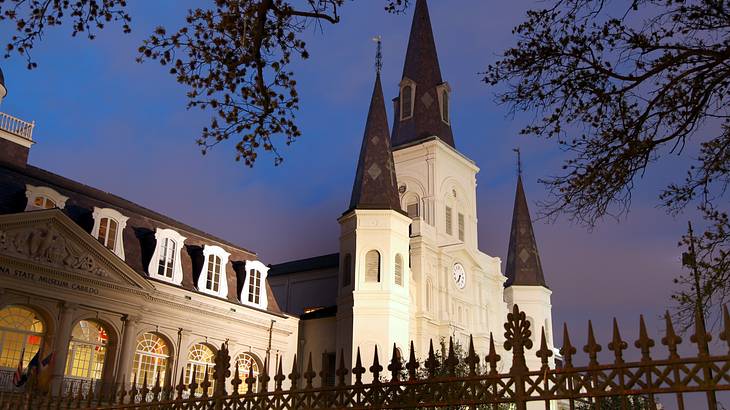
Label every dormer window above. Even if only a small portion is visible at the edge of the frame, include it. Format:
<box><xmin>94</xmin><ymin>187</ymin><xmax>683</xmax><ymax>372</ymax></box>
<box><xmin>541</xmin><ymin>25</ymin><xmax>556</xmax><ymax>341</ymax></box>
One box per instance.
<box><xmin>91</xmin><ymin>207</ymin><xmax>128</xmax><ymax>259</ymax></box>
<box><xmin>24</xmin><ymin>185</ymin><xmax>68</xmax><ymax>211</ymax></box>
<box><xmin>148</xmin><ymin>228</ymin><xmax>186</xmax><ymax>284</ymax></box>
<box><xmin>242</xmin><ymin>260</ymin><xmax>269</xmax><ymax>308</ymax></box>
<box><xmin>197</xmin><ymin>245</ymin><xmax>230</xmax><ymax>298</ymax></box>
<box><xmin>436</xmin><ymin>83</ymin><xmax>451</xmax><ymax>124</ymax></box>
<box><xmin>400</xmin><ymin>79</ymin><xmax>416</xmax><ymax>121</ymax></box>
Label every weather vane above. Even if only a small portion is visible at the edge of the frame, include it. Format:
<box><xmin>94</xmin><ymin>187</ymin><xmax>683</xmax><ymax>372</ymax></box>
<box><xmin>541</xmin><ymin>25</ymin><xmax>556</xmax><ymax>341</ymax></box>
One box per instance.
<box><xmin>372</xmin><ymin>35</ymin><xmax>383</xmax><ymax>74</ymax></box>
<box><xmin>513</xmin><ymin>148</ymin><xmax>522</xmax><ymax>177</ymax></box>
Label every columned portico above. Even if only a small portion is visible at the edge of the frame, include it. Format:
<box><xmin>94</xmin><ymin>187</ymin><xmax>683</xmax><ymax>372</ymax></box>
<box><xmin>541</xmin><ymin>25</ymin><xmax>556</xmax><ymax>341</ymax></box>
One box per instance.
<box><xmin>115</xmin><ymin>315</ymin><xmax>140</xmax><ymax>387</ymax></box>
<box><xmin>51</xmin><ymin>302</ymin><xmax>77</xmax><ymax>392</ymax></box>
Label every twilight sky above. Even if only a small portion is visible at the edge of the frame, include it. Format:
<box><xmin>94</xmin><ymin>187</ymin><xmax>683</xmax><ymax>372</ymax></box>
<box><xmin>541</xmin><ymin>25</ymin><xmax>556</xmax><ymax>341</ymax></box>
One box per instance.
<box><xmin>0</xmin><ymin>1</ymin><xmax>724</xmax><ymax>399</ymax></box>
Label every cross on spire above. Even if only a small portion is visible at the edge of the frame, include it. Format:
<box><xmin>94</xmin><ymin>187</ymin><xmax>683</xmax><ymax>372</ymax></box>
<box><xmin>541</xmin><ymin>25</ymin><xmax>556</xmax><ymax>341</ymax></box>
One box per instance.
<box><xmin>373</xmin><ymin>35</ymin><xmax>383</xmax><ymax>75</ymax></box>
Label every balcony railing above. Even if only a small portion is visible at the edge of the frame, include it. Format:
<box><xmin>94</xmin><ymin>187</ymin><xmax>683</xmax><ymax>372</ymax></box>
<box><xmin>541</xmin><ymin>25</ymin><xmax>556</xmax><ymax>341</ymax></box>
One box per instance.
<box><xmin>0</xmin><ymin>111</ymin><xmax>34</xmax><ymax>140</ymax></box>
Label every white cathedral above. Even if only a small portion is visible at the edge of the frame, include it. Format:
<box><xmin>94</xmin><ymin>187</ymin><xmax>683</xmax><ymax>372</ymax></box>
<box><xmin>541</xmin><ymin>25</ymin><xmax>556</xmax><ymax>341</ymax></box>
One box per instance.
<box><xmin>0</xmin><ymin>0</ymin><xmax>554</xmax><ymax>396</ymax></box>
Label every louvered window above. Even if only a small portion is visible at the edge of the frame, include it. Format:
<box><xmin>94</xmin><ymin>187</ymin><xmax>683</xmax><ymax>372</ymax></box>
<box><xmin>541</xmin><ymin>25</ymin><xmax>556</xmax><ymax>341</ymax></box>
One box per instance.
<box><xmin>407</xmin><ymin>202</ymin><xmax>419</xmax><ymax>219</ymax></box>
<box><xmin>441</xmin><ymin>89</ymin><xmax>449</xmax><ymax>122</ymax></box>
<box><xmin>458</xmin><ymin>213</ymin><xmax>465</xmax><ymax>241</ymax></box>
<box><xmin>365</xmin><ymin>250</ymin><xmax>380</xmax><ymax>282</ymax></box>
<box><xmin>394</xmin><ymin>254</ymin><xmax>403</xmax><ymax>286</ymax></box>
<box><xmin>445</xmin><ymin>207</ymin><xmax>453</xmax><ymax>235</ymax></box>
<box><xmin>401</xmin><ymin>85</ymin><xmax>413</xmax><ymax>119</ymax></box>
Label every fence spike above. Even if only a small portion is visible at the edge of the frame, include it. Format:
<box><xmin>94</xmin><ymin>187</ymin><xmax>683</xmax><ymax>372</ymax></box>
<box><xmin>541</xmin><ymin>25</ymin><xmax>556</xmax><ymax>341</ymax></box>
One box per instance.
<box><xmin>352</xmin><ymin>348</ymin><xmax>365</xmax><ymax>385</ymax></box>
<box><xmin>139</xmin><ymin>371</ymin><xmax>150</xmax><ymax>403</ymax></box>
<box><xmin>163</xmin><ymin>367</ymin><xmax>173</xmax><ymax>401</ymax></box>
<box><xmin>85</xmin><ymin>380</ymin><xmax>95</xmax><ymax>407</ymax></box>
<box><xmin>406</xmin><ymin>340</ymin><xmax>419</xmax><ymax>380</ymax></box>
<box><xmin>560</xmin><ymin>323</ymin><xmax>576</xmax><ymax>369</ymax></box>
<box><xmin>260</xmin><ymin>356</ymin><xmax>271</xmax><ymax>392</ymax></box>
<box><xmin>635</xmin><ymin>314</ymin><xmax>655</xmax><ymax>362</ymax></box>
<box><xmin>721</xmin><ymin>304</ymin><xmax>730</xmax><ymax>353</ymax></box>
<box><xmin>213</xmin><ymin>343</ymin><xmax>230</xmax><ymax>398</ymax></box>
<box><xmin>304</xmin><ymin>352</ymin><xmax>316</xmax><ymax>389</ymax></box>
<box><xmin>690</xmin><ymin>306</ymin><xmax>711</xmax><ymax>357</ymax></box>
<box><xmin>445</xmin><ymin>336</ymin><xmax>458</xmax><ymax>375</ymax></box>
<box><xmin>486</xmin><ymin>332</ymin><xmax>501</xmax><ymax>375</ymax></box>
<box><xmin>200</xmin><ymin>364</ymin><xmax>211</xmax><ymax>398</ymax></box>
<box><xmin>370</xmin><ymin>345</ymin><xmax>383</xmax><ymax>383</ymax></box>
<box><xmin>661</xmin><ymin>311</ymin><xmax>682</xmax><ymax>359</ymax></box>
<box><xmin>246</xmin><ymin>359</ymin><xmax>257</xmax><ymax>393</ymax></box>
<box><xmin>424</xmin><ymin>339</ymin><xmax>439</xmax><ymax>377</ymax></box>
<box><xmin>608</xmin><ymin>317</ymin><xmax>627</xmax><ymax>364</ymax></box>
<box><xmin>583</xmin><ymin>320</ymin><xmax>602</xmax><ymax>367</ymax></box>
<box><xmin>388</xmin><ymin>343</ymin><xmax>402</xmax><ymax>381</ymax></box>
<box><xmin>129</xmin><ymin>373</ymin><xmax>139</xmax><ymax>404</ymax></box>
<box><xmin>317</xmin><ymin>352</ymin><xmax>330</xmax><ymax>387</ymax></box>
<box><xmin>536</xmin><ymin>327</ymin><xmax>553</xmax><ymax>370</ymax></box>
<box><xmin>465</xmin><ymin>334</ymin><xmax>479</xmax><ymax>375</ymax></box>
<box><xmin>188</xmin><ymin>365</ymin><xmax>199</xmax><ymax>397</ymax></box>
<box><xmin>275</xmin><ymin>356</ymin><xmax>286</xmax><ymax>391</ymax></box>
<box><xmin>116</xmin><ymin>375</ymin><xmax>127</xmax><ymax>404</ymax></box>
<box><xmin>336</xmin><ymin>348</ymin><xmax>348</xmax><ymax>386</ymax></box>
<box><xmin>288</xmin><ymin>353</ymin><xmax>300</xmax><ymax>390</ymax></box>
<box><xmin>231</xmin><ymin>362</ymin><xmax>242</xmax><ymax>396</ymax></box>
<box><xmin>151</xmin><ymin>370</ymin><xmax>162</xmax><ymax>402</ymax></box>
<box><xmin>175</xmin><ymin>368</ymin><xmax>186</xmax><ymax>400</ymax></box>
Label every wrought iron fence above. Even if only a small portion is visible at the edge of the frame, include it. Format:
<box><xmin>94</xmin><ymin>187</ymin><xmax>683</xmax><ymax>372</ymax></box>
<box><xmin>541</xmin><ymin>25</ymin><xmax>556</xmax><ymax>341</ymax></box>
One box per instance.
<box><xmin>1</xmin><ymin>304</ymin><xmax>728</xmax><ymax>410</ymax></box>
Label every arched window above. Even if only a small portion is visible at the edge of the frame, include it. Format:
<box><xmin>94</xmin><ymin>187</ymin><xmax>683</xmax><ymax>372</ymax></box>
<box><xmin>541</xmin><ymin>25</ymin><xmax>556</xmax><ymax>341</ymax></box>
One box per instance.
<box><xmin>441</xmin><ymin>89</ymin><xmax>449</xmax><ymax>122</ymax></box>
<box><xmin>394</xmin><ymin>254</ymin><xmax>404</xmax><ymax>286</ymax></box>
<box><xmin>401</xmin><ymin>85</ymin><xmax>413</xmax><ymax>119</ymax></box>
<box><xmin>198</xmin><ymin>246</ymin><xmax>230</xmax><ymax>298</ymax></box>
<box><xmin>149</xmin><ymin>228</ymin><xmax>186</xmax><ymax>284</ymax></box>
<box><xmin>365</xmin><ymin>250</ymin><xmax>380</xmax><ymax>282</ymax></box>
<box><xmin>235</xmin><ymin>353</ymin><xmax>260</xmax><ymax>393</ymax></box>
<box><xmin>132</xmin><ymin>333</ymin><xmax>169</xmax><ymax>386</ymax></box>
<box><xmin>342</xmin><ymin>254</ymin><xmax>352</xmax><ymax>287</ymax></box>
<box><xmin>0</xmin><ymin>306</ymin><xmax>45</xmax><ymax>369</ymax></box>
<box><xmin>92</xmin><ymin>207</ymin><xmax>128</xmax><ymax>259</ymax></box>
<box><xmin>65</xmin><ymin>320</ymin><xmax>109</xmax><ymax>380</ymax></box>
<box><xmin>24</xmin><ymin>185</ymin><xmax>68</xmax><ymax>211</ymax></box>
<box><xmin>185</xmin><ymin>343</ymin><xmax>215</xmax><ymax>396</ymax></box>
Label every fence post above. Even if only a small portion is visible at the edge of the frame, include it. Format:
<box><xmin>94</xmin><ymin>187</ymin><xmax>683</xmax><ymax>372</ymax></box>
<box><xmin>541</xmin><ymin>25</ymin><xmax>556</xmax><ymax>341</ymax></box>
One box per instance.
<box><xmin>505</xmin><ymin>305</ymin><xmax>532</xmax><ymax>410</ymax></box>
<box><xmin>213</xmin><ymin>343</ymin><xmax>231</xmax><ymax>410</ymax></box>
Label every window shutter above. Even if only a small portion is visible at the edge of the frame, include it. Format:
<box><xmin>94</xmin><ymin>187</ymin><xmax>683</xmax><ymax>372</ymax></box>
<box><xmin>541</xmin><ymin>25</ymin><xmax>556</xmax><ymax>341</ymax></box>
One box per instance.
<box><xmin>458</xmin><ymin>213</ymin><xmax>465</xmax><ymax>241</ymax></box>
<box><xmin>365</xmin><ymin>251</ymin><xmax>380</xmax><ymax>282</ymax></box>
<box><xmin>445</xmin><ymin>207</ymin><xmax>453</xmax><ymax>235</ymax></box>
<box><xmin>394</xmin><ymin>254</ymin><xmax>403</xmax><ymax>286</ymax></box>
<box><xmin>407</xmin><ymin>203</ymin><xmax>419</xmax><ymax>218</ymax></box>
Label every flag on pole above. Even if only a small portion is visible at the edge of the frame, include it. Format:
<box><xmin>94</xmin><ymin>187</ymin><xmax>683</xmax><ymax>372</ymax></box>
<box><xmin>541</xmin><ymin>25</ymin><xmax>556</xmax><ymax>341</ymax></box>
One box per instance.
<box><xmin>12</xmin><ymin>348</ymin><xmax>25</xmax><ymax>387</ymax></box>
<box><xmin>37</xmin><ymin>351</ymin><xmax>56</xmax><ymax>392</ymax></box>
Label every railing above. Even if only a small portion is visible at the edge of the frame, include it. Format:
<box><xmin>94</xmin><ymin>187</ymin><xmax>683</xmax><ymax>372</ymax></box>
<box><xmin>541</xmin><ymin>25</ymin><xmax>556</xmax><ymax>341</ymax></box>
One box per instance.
<box><xmin>2</xmin><ymin>304</ymin><xmax>728</xmax><ymax>409</ymax></box>
<box><xmin>0</xmin><ymin>111</ymin><xmax>34</xmax><ymax>140</ymax></box>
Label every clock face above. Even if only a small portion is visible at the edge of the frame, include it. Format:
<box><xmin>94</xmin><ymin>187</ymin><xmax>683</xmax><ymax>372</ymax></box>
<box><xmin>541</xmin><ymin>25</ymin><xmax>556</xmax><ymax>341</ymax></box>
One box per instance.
<box><xmin>452</xmin><ymin>263</ymin><xmax>466</xmax><ymax>289</ymax></box>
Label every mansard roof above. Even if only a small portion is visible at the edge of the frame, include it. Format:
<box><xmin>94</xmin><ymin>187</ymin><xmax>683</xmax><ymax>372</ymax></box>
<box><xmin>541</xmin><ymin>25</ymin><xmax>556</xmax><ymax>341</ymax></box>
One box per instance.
<box><xmin>348</xmin><ymin>74</ymin><xmax>401</xmax><ymax>213</ymax></box>
<box><xmin>391</xmin><ymin>0</ymin><xmax>455</xmax><ymax>148</ymax></box>
<box><xmin>505</xmin><ymin>175</ymin><xmax>548</xmax><ymax>288</ymax></box>
<box><xmin>0</xmin><ymin>159</ymin><xmax>283</xmax><ymax>314</ymax></box>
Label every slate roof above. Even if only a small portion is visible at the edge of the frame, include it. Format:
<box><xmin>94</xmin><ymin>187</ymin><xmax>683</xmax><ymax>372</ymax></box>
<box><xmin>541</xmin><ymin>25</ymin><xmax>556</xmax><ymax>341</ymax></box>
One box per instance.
<box><xmin>0</xmin><ymin>159</ymin><xmax>283</xmax><ymax>314</ymax></box>
<box><xmin>391</xmin><ymin>0</ymin><xmax>455</xmax><ymax>148</ymax></box>
<box><xmin>268</xmin><ymin>253</ymin><xmax>339</xmax><ymax>277</ymax></box>
<box><xmin>347</xmin><ymin>74</ymin><xmax>401</xmax><ymax>213</ymax></box>
<box><xmin>505</xmin><ymin>175</ymin><xmax>547</xmax><ymax>288</ymax></box>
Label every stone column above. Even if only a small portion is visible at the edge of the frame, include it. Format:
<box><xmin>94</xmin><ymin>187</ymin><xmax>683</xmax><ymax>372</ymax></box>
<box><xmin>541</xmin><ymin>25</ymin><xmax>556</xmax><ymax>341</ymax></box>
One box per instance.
<box><xmin>114</xmin><ymin>315</ymin><xmax>140</xmax><ymax>388</ymax></box>
<box><xmin>51</xmin><ymin>302</ymin><xmax>77</xmax><ymax>393</ymax></box>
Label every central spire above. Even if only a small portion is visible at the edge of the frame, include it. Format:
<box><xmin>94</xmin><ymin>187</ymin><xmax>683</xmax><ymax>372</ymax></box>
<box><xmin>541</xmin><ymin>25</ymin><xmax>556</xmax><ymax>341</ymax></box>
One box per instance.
<box><xmin>391</xmin><ymin>0</ymin><xmax>455</xmax><ymax>148</ymax></box>
<box><xmin>347</xmin><ymin>72</ymin><xmax>401</xmax><ymax>213</ymax></box>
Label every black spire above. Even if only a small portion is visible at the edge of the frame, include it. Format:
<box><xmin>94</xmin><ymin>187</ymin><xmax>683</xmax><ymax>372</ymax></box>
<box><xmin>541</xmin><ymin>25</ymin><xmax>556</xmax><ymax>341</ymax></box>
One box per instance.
<box><xmin>348</xmin><ymin>73</ymin><xmax>401</xmax><ymax>213</ymax></box>
<box><xmin>505</xmin><ymin>166</ymin><xmax>547</xmax><ymax>288</ymax></box>
<box><xmin>391</xmin><ymin>0</ymin><xmax>454</xmax><ymax>148</ymax></box>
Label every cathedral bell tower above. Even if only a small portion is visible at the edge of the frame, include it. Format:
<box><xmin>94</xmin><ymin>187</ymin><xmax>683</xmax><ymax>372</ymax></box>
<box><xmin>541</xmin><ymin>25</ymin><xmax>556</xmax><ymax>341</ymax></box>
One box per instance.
<box><xmin>336</xmin><ymin>69</ymin><xmax>411</xmax><ymax>378</ymax></box>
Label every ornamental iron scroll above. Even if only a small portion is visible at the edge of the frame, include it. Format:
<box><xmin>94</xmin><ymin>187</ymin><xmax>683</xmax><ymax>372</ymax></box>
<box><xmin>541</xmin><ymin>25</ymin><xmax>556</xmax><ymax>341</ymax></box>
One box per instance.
<box><xmin>2</xmin><ymin>304</ymin><xmax>729</xmax><ymax>410</ymax></box>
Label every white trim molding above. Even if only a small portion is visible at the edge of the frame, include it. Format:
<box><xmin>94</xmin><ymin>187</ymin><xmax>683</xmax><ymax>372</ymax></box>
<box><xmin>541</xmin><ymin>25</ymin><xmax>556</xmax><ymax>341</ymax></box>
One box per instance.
<box><xmin>197</xmin><ymin>245</ymin><xmax>231</xmax><ymax>298</ymax></box>
<box><xmin>241</xmin><ymin>260</ymin><xmax>269</xmax><ymax>309</ymax></box>
<box><xmin>436</xmin><ymin>82</ymin><xmax>451</xmax><ymax>125</ymax></box>
<box><xmin>147</xmin><ymin>228</ymin><xmax>187</xmax><ymax>285</ymax></box>
<box><xmin>24</xmin><ymin>184</ymin><xmax>69</xmax><ymax>211</ymax></box>
<box><xmin>91</xmin><ymin>207</ymin><xmax>129</xmax><ymax>260</ymax></box>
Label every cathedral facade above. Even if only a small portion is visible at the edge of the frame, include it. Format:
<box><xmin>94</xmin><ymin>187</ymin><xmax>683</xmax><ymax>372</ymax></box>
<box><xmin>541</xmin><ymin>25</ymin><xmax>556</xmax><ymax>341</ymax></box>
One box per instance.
<box><xmin>0</xmin><ymin>0</ymin><xmax>554</xmax><ymax>397</ymax></box>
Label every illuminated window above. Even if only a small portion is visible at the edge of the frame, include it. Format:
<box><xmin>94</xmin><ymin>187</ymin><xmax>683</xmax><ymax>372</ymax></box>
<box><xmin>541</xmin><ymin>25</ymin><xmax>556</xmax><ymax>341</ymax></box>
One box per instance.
<box><xmin>131</xmin><ymin>333</ymin><xmax>169</xmax><ymax>386</ymax></box>
<box><xmin>91</xmin><ymin>207</ymin><xmax>128</xmax><ymax>259</ymax></box>
<box><xmin>394</xmin><ymin>254</ymin><xmax>404</xmax><ymax>286</ymax></box>
<box><xmin>365</xmin><ymin>250</ymin><xmax>380</xmax><ymax>283</ymax></box>
<box><xmin>242</xmin><ymin>260</ymin><xmax>269</xmax><ymax>308</ymax></box>
<box><xmin>65</xmin><ymin>320</ymin><xmax>108</xmax><ymax>380</ymax></box>
<box><xmin>247</xmin><ymin>269</ymin><xmax>261</xmax><ymax>304</ymax></box>
<box><xmin>0</xmin><ymin>306</ymin><xmax>45</xmax><ymax>369</ymax></box>
<box><xmin>185</xmin><ymin>343</ymin><xmax>215</xmax><ymax>396</ymax></box>
<box><xmin>206</xmin><ymin>255</ymin><xmax>221</xmax><ymax>292</ymax></box>
<box><xmin>235</xmin><ymin>353</ymin><xmax>260</xmax><ymax>393</ymax></box>
<box><xmin>24</xmin><ymin>185</ymin><xmax>68</xmax><ymax>211</ymax></box>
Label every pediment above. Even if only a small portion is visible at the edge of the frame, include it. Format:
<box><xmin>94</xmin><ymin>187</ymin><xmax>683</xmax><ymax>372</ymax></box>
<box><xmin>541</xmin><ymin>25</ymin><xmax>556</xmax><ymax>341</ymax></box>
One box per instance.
<box><xmin>0</xmin><ymin>209</ymin><xmax>153</xmax><ymax>290</ymax></box>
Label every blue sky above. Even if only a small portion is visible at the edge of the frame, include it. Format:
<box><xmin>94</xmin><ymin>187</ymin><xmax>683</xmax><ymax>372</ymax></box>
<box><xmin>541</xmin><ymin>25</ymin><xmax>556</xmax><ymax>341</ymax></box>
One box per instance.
<box><xmin>1</xmin><ymin>1</ymin><xmax>725</xmax><ymax>398</ymax></box>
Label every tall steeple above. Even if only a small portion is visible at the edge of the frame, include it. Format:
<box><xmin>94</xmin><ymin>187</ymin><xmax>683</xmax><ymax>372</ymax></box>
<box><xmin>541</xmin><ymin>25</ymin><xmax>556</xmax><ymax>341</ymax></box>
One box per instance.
<box><xmin>505</xmin><ymin>156</ymin><xmax>547</xmax><ymax>287</ymax></box>
<box><xmin>391</xmin><ymin>0</ymin><xmax>454</xmax><ymax>148</ymax></box>
<box><xmin>348</xmin><ymin>73</ymin><xmax>401</xmax><ymax>212</ymax></box>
